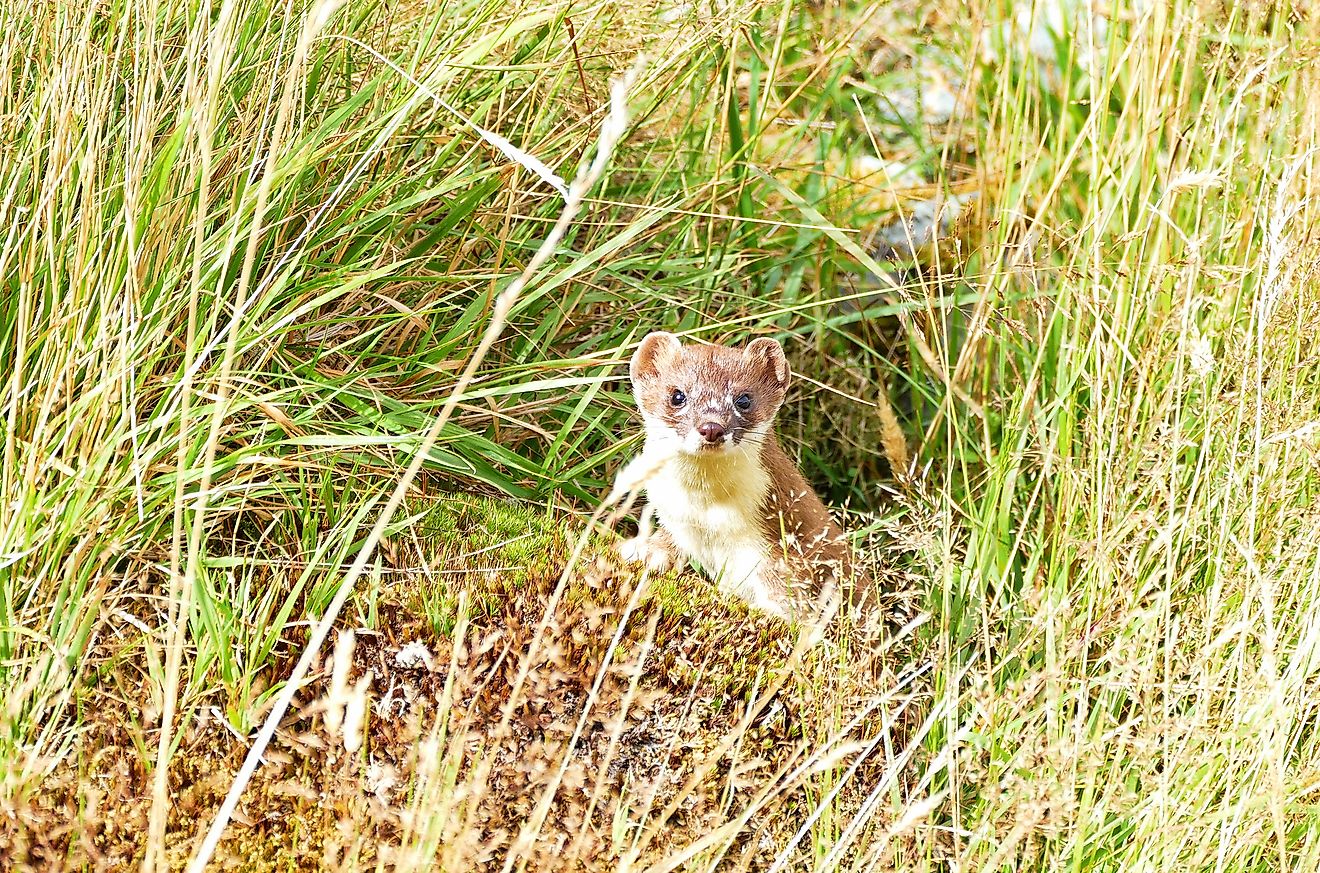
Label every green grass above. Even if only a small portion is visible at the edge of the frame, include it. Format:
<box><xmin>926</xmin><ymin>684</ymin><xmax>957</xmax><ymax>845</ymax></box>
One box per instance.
<box><xmin>3</xmin><ymin>0</ymin><xmax>1320</xmax><ymax>869</ymax></box>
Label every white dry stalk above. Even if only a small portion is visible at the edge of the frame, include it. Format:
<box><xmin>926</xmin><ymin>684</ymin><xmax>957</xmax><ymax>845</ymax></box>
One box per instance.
<box><xmin>815</xmin><ymin>711</ymin><xmax>968</xmax><ymax>872</ymax></box>
<box><xmin>412</xmin><ymin>479</ymin><xmax>651</xmax><ymax>873</ymax></box>
<box><xmin>341</xmin><ymin>675</ymin><xmax>371</xmax><ymax>754</ymax></box>
<box><xmin>764</xmin><ymin>707</ymin><xmax>906</xmax><ymax>873</ymax></box>
<box><xmin>1166</xmin><ymin>167</ymin><xmax>1226</xmax><ymax>195</ymax></box>
<box><xmin>1256</xmin><ymin>153</ymin><xmax>1310</xmax><ymax>327</ymax></box>
<box><xmin>387</xmin><ymin>591</ymin><xmax>471</xmax><ymax>869</ymax></box>
<box><xmin>1248</xmin><ymin>151</ymin><xmax>1314</xmax><ymax>870</ymax></box>
<box><xmin>1186</xmin><ymin>330</ymin><xmax>1215</xmax><ymax>380</ymax></box>
<box><xmin>563</xmin><ymin>612</ymin><xmax>662</xmax><ymax>869</ymax></box>
<box><xmin>321</xmin><ymin>34</ymin><xmax>569</xmax><ymax>199</ymax></box>
<box><xmin>857</xmin><ymin>791</ymin><xmax>948</xmax><ymax>869</ymax></box>
<box><xmin>615</xmin><ymin>623</ymin><xmax>845</xmax><ymax>871</ymax></box>
<box><xmin>184</xmin><ymin>56</ymin><xmax>645</xmax><ymax>873</ymax></box>
<box><xmin>1265</xmin><ymin>419</ymin><xmax>1320</xmax><ymax>446</ymax></box>
<box><xmin>323</xmin><ymin>629</ymin><xmax>356</xmax><ymax>739</ymax></box>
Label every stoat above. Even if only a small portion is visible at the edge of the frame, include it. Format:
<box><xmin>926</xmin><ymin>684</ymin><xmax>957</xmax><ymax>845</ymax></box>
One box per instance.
<box><xmin>612</xmin><ymin>331</ymin><xmax>863</xmax><ymax>620</ymax></box>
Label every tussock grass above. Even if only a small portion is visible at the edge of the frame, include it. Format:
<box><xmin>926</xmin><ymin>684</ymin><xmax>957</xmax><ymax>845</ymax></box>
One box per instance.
<box><xmin>2</xmin><ymin>0</ymin><xmax>1319</xmax><ymax>869</ymax></box>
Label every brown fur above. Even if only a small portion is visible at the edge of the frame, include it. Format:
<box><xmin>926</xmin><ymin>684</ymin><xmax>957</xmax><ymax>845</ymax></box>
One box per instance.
<box><xmin>757</xmin><ymin>434</ymin><xmax>857</xmax><ymax>602</ymax></box>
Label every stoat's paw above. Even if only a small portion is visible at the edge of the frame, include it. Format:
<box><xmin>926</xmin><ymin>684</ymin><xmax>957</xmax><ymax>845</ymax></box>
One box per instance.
<box><xmin>617</xmin><ymin>536</ymin><xmax>676</xmax><ymax>573</ymax></box>
<box><xmin>757</xmin><ymin>594</ymin><xmax>792</xmax><ymax>621</ymax></box>
<box><xmin>744</xmin><ymin>588</ymin><xmax>791</xmax><ymax>621</ymax></box>
<box><xmin>617</xmin><ymin>535</ymin><xmax>647</xmax><ymax>564</ymax></box>
<box><xmin>644</xmin><ymin>546</ymin><xmax>677</xmax><ymax>574</ymax></box>
<box><xmin>723</xmin><ymin>574</ymin><xmax>792</xmax><ymax>621</ymax></box>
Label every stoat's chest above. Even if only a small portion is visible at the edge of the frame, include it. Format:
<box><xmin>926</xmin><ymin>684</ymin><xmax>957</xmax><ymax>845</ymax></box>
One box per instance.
<box><xmin>644</xmin><ymin>448</ymin><xmax>772</xmax><ymax>572</ymax></box>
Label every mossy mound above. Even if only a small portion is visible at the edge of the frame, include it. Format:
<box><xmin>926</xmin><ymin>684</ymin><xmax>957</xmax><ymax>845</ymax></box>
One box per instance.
<box><xmin>8</xmin><ymin>494</ymin><xmax>918</xmax><ymax>872</ymax></box>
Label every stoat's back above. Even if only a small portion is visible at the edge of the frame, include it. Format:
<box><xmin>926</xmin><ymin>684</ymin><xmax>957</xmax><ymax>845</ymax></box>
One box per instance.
<box><xmin>756</xmin><ymin>435</ymin><xmax>866</xmax><ymax>609</ymax></box>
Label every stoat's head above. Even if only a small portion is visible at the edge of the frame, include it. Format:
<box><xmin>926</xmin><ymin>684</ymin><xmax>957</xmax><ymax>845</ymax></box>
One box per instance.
<box><xmin>629</xmin><ymin>332</ymin><xmax>790</xmax><ymax>456</ymax></box>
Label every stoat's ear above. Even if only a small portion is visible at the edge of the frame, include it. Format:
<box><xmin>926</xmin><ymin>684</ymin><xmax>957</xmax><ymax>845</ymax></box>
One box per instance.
<box><xmin>630</xmin><ymin>332</ymin><xmax>682</xmax><ymax>384</ymax></box>
<box><xmin>745</xmin><ymin>337</ymin><xmax>790</xmax><ymax>393</ymax></box>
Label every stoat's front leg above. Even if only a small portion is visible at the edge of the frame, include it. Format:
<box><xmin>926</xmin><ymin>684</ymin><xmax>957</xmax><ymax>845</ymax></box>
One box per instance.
<box><xmin>612</xmin><ymin>451</ymin><xmax>680</xmax><ymax>573</ymax></box>
<box><xmin>618</xmin><ymin>503</ymin><xmax>680</xmax><ymax>573</ymax></box>
<box><xmin>609</xmin><ymin>451</ymin><xmax>658</xmax><ymax>505</ymax></box>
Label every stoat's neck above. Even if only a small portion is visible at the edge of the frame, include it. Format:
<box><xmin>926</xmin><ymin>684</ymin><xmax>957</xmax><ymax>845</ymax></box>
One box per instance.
<box><xmin>656</xmin><ymin>438</ymin><xmax>771</xmax><ymax>505</ymax></box>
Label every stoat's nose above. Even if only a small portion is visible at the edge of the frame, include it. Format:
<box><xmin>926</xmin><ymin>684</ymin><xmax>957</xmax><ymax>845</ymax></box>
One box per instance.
<box><xmin>697</xmin><ymin>421</ymin><xmax>726</xmax><ymax>444</ymax></box>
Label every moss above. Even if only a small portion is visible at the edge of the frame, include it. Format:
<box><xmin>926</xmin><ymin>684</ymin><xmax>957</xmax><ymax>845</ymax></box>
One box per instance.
<box><xmin>396</xmin><ymin>494</ymin><xmax>593</xmax><ymax>636</ymax></box>
<box><xmin>376</xmin><ymin>493</ymin><xmax>802</xmax><ymax>700</ymax></box>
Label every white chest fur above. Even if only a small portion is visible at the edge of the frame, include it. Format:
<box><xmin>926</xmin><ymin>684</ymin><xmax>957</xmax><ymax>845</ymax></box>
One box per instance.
<box><xmin>634</xmin><ymin>438</ymin><xmax>785</xmax><ymax>614</ymax></box>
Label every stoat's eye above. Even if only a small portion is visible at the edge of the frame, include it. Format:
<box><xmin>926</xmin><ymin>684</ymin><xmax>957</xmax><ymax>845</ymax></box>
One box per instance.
<box><xmin>669</xmin><ymin>389</ymin><xmax>687</xmax><ymax>407</ymax></box>
<box><xmin>734</xmin><ymin>392</ymin><xmax>753</xmax><ymax>412</ymax></box>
